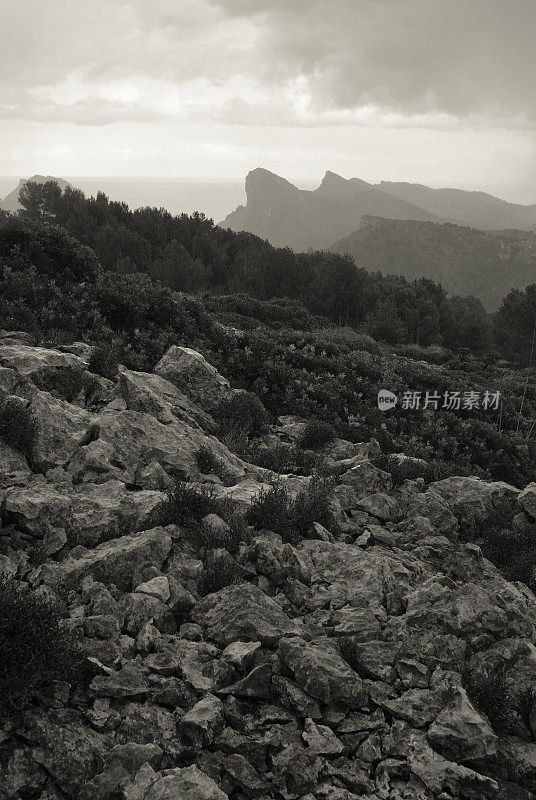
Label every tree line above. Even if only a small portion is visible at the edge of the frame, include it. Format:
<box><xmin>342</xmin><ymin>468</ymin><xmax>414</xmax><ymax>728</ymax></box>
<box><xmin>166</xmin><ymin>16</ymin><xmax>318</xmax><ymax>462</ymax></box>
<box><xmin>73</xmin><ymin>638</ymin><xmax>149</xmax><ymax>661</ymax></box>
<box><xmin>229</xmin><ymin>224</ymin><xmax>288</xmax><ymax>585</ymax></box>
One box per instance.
<box><xmin>1</xmin><ymin>180</ymin><xmax>533</xmax><ymax>362</ymax></box>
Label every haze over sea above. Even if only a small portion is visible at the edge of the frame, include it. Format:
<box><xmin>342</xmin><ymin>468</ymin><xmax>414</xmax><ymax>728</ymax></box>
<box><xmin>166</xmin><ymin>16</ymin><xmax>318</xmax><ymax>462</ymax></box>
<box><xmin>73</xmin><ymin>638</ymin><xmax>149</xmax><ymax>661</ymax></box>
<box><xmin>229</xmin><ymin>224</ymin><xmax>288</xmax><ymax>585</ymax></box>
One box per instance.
<box><xmin>0</xmin><ymin>177</ymin><xmax>259</xmax><ymax>224</ymax></box>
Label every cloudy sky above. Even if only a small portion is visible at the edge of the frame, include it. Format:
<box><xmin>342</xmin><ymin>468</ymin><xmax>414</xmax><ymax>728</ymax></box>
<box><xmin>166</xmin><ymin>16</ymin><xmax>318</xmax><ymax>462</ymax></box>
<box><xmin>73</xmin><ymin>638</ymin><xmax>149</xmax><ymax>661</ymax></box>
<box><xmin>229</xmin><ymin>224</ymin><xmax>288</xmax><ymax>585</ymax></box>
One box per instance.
<box><xmin>1</xmin><ymin>0</ymin><xmax>535</xmax><ymax>201</ymax></box>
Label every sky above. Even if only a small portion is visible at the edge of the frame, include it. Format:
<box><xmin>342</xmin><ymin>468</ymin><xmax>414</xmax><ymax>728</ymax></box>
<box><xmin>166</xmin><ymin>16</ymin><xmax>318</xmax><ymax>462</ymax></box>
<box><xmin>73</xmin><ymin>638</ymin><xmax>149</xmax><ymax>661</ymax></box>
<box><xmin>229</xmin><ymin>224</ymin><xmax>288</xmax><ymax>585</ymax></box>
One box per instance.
<box><xmin>1</xmin><ymin>0</ymin><xmax>535</xmax><ymax>202</ymax></box>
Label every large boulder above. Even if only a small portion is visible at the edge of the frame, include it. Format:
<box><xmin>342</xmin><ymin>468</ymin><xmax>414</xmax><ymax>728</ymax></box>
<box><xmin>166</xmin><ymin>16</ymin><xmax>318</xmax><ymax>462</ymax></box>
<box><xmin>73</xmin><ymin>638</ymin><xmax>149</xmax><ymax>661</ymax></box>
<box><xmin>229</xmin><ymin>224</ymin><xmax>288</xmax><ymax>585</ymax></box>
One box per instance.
<box><xmin>42</xmin><ymin>527</ymin><xmax>172</xmax><ymax>591</ymax></box>
<box><xmin>124</xmin><ymin>763</ymin><xmax>228</xmax><ymax>800</ymax></box>
<box><xmin>408</xmin><ymin>731</ymin><xmax>498</xmax><ymax>798</ymax></box>
<box><xmin>118</xmin><ymin>367</ymin><xmax>214</xmax><ymax>431</ymax></box>
<box><xmin>278</xmin><ymin>636</ymin><xmax>368</xmax><ymax>709</ymax></box>
<box><xmin>2</xmin><ymin>479</ymin><xmax>163</xmax><ymax>545</ymax></box>
<box><xmin>427</xmin><ymin>687</ymin><xmax>498</xmax><ymax>762</ymax></box>
<box><xmin>20</xmin><ymin>708</ymin><xmax>109</xmax><ymax>797</ymax></box>
<box><xmin>3</xmin><ymin>480</ymin><xmax>73</xmax><ymax>536</ymax></box>
<box><xmin>0</xmin><ymin>344</ymin><xmax>87</xmax><ymax>377</ymax></box>
<box><xmin>518</xmin><ymin>483</ymin><xmax>536</xmax><ymax>520</ymax></box>
<box><xmin>155</xmin><ymin>346</ymin><xmax>236</xmax><ymax>411</ymax></box>
<box><xmin>430</xmin><ymin>476</ymin><xmax>519</xmax><ymax>530</ymax></box>
<box><xmin>29</xmin><ymin>391</ymin><xmax>96</xmax><ymax>470</ymax></box>
<box><xmin>192</xmin><ymin>582</ymin><xmax>302</xmax><ymax>646</ymax></box>
<box><xmin>71</xmin><ymin>409</ymin><xmax>248</xmax><ymax>485</ymax></box>
<box><xmin>0</xmin><ymin>439</ymin><xmax>32</xmax><ymax>486</ymax></box>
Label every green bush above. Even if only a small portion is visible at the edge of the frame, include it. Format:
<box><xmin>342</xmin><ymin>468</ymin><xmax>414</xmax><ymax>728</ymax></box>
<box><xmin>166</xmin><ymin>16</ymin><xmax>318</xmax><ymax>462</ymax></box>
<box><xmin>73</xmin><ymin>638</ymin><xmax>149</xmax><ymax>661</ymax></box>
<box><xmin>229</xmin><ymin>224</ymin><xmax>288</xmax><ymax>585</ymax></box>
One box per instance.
<box><xmin>33</xmin><ymin>365</ymin><xmax>100</xmax><ymax>403</ymax></box>
<box><xmin>467</xmin><ymin>663</ymin><xmax>532</xmax><ymax>736</ymax></box>
<box><xmin>214</xmin><ymin>391</ymin><xmax>270</xmax><ymax>439</ymax></box>
<box><xmin>194</xmin><ymin>445</ymin><xmax>223</xmax><ymax>476</ymax></box>
<box><xmin>88</xmin><ymin>344</ymin><xmax>120</xmax><ymax>380</ymax></box>
<box><xmin>162</xmin><ymin>481</ymin><xmax>223</xmax><ymax>526</ymax></box>
<box><xmin>246</xmin><ymin>476</ymin><xmax>333</xmax><ymax>543</ymax></box>
<box><xmin>372</xmin><ymin>454</ymin><xmax>463</xmax><ymax>487</ymax></box>
<box><xmin>0</xmin><ymin>396</ymin><xmax>38</xmax><ymax>458</ymax></box>
<box><xmin>197</xmin><ymin>561</ymin><xmax>243</xmax><ymax>596</ymax></box>
<box><xmin>478</xmin><ymin>521</ymin><xmax>536</xmax><ymax>593</ymax></box>
<box><xmin>242</xmin><ymin>441</ymin><xmax>322</xmax><ymax>475</ymax></box>
<box><xmin>0</xmin><ymin>580</ymin><xmax>82</xmax><ymax>717</ymax></box>
<box><xmin>192</xmin><ymin>513</ymin><xmax>252</xmax><ymax>555</ymax></box>
<box><xmin>299</xmin><ymin>418</ymin><xmax>337</xmax><ymax>450</ymax></box>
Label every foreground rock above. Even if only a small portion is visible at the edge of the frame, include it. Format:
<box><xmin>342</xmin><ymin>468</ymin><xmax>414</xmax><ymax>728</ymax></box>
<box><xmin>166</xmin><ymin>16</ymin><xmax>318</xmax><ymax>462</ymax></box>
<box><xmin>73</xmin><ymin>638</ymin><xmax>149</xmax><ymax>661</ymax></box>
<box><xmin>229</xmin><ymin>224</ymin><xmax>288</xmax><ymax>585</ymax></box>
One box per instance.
<box><xmin>2</xmin><ymin>340</ymin><xmax>536</xmax><ymax>799</ymax></box>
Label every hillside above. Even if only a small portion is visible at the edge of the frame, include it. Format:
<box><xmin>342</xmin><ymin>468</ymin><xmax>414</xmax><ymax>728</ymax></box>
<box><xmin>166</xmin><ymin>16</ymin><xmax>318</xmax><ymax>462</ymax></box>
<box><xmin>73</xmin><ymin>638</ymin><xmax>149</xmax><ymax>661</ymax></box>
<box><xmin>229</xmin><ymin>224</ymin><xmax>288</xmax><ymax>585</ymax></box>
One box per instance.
<box><xmin>328</xmin><ymin>216</ymin><xmax>536</xmax><ymax>310</ymax></box>
<box><xmin>0</xmin><ymin>174</ymin><xmax>73</xmax><ymax>213</ymax></box>
<box><xmin>3</xmin><ymin>203</ymin><xmax>536</xmax><ymax>794</ymax></box>
<box><xmin>380</xmin><ymin>181</ymin><xmax>536</xmax><ymax>231</ymax></box>
<box><xmin>219</xmin><ymin>169</ymin><xmax>440</xmax><ymax>250</ymax></box>
<box><xmin>2</xmin><ymin>330</ymin><xmax>536</xmax><ymax>798</ymax></box>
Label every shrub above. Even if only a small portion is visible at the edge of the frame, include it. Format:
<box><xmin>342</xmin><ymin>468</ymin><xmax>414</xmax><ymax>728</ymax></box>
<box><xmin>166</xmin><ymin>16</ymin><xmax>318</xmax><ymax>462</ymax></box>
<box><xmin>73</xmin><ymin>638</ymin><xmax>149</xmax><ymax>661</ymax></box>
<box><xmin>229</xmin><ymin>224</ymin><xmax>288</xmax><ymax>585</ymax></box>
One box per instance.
<box><xmin>197</xmin><ymin>561</ymin><xmax>243</xmax><ymax>596</ymax></box>
<box><xmin>292</xmin><ymin>476</ymin><xmax>334</xmax><ymax>537</ymax></box>
<box><xmin>0</xmin><ymin>579</ymin><xmax>82</xmax><ymax>718</ymax></box>
<box><xmin>194</xmin><ymin>445</ymin><xmax>223</xmax><ymax>476</ymax></box>
<box><xmin>214</xmin><ymin>391</ymin><xmax>270</xmax><ymax>439</ymax></box>
<box><xmin>33</xmin><ymin>365</ymin><xmax>100</xmax><ymax>403</ymax></box>
<box><xmin>246</xmin><ymin>476</ymin><xmax>334</xmax><ymax>543</ymax></box>
<box><xmin>0</xmin><ymin>396</ymin><xmax>38</xmax><ymax>458</ymax></box>
<box><xmin>372</xmin><ymin>454</ymin><xmax>462</xmax><ymax>487</ymax></box>
<box><xmin>243</xmin><ymin>442</ymin><xmax>322</xmax><ymax>475</ymax></box>
<box><xmin>162</xmin><ymin>481</ymin><xmax>222</xmax><ymax>526</ymax></box>
<box><xmin>194</xmin><ymin>512</ymin><xmax>252</xmax><ymax>555</ymax></box>
<box><xmin>478</xmin><ymin>521</ymin><xmax>536</xmax><ymax>593</ymax></box>
<box><xmin>467</xmin><ymin>663</ymin><xmax>532</xmax><ymax>736</ymax></box>
<box><xmin>88</xmin><ymin>344</ymin><xmax>120</xmax><ymax>380</ymax></box>
<box><xmin>246</xmin><ymin>483</ymin><xmax>294</xmax><ymax>539</ymax></box>
<box><xmin>299</xmin><ymin>418</ymin><xmax>337</xmax><ymax>450</ymax></box>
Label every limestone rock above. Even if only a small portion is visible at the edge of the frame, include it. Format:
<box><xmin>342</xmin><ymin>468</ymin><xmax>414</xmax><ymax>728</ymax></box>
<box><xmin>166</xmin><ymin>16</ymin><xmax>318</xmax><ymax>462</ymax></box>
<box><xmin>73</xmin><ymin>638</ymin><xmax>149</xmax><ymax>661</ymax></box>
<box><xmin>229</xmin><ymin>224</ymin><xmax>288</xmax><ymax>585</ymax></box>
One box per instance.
<box><xmin>427</xmin><ymin>687</ymin><xmax>497</xmax><ymax>762</ymax></box>
<box><xmin>179</xmin><ymin>694</ymin><xmax>224</xmax><ymax>746</ymax></box>
<box><xmin>21</xmin><ymin>708</ymin><xmax>109</xmax><ymax>797</ymax></box>
<box><xmin>408</xmin><ymin>732</ymin><xmax>498</xmax><ymax>798</ymax></box>
<box><xmin>29</xmin><ymin>391</ymin><xmax>96</xmax><ymax>470</ymax></box>
<box><xmin>43</xmin><ymin>527</ymin><xmax>172</xmax><ymax>591</ymax></box>
<box><xmin>135</xmin><ymin>575</ymin><xmax>170</xmax><ymax>603</ymax></box>
<box><xmin>278</xmin><ymin>637</ymin><xmax>368</xmax><ymax>709</ymax></box>
<box><xmin>518</xmin><ymin>482</ymin><xmax>536</xmax><ymax>520</ymax></box>
<box><xmin>0</xmin><ymin>438</ymin><xmax>31</xmax><ymax>486</ymax></box>
<box><xmin>338</xmin><ymin>461</ymin><xmax>392</xmax><ymax>497</ymax></box>
<box><xmin>431</xmin><ymin>475</ymin><xmax>519</xmax><ymax>529</ymax></box>
<box><xmin>83</xmin><ymin>408</ymin><xmax>248</xmax><ymax>485</ymax></box>
<box><xmin>302</xmin><ymin>718</ymin><xmax>344</xmax><ymax>755</ymax></box>
<box><xmin>155</xmin><ymin>345</ymin><xmax>235</xmax><ymax>411</ymax></box>
<box><xmin>192</xmin><ymin>581</ymin><xmax>302</xmax><ymax>646</ymax></box>
<box><xmin>118</xmin><ymin>367</ymin><xmax>214</xmax><ymax>430</ymax></box>
<box><xmin>0</xmin><ymin>344</ymin><xmax>87</xmax><ymax>376</ymax></box>
<box><xmin>125</xmin><ymin>763</ymin><xmax>228</xmax><ymax>800</ymax></box>
<box><xmin>3</xmin><ymin>481</ymin><xmax>73</xmax><ymax>536</ymax></box>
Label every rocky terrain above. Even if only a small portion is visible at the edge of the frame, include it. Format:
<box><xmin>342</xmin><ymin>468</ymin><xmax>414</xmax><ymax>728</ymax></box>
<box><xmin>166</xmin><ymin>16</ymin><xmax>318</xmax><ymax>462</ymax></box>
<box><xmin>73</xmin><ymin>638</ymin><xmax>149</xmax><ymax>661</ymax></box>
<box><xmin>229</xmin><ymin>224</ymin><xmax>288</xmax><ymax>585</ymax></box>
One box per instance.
<box><xmin>3</xmin><ymin>331</ymin><xmax>536</xmax><ymax>799</ymax></box>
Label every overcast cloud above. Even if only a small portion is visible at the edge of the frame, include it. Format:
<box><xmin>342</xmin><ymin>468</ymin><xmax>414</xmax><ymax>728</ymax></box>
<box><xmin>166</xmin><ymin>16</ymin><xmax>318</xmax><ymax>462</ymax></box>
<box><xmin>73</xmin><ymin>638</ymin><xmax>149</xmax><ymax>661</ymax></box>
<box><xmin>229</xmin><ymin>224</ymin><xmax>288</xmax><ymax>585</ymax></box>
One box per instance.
<box><xmin>0</xmin><ymin>0</ymin><xmax>535</xmax><ymax>199</ymax></box>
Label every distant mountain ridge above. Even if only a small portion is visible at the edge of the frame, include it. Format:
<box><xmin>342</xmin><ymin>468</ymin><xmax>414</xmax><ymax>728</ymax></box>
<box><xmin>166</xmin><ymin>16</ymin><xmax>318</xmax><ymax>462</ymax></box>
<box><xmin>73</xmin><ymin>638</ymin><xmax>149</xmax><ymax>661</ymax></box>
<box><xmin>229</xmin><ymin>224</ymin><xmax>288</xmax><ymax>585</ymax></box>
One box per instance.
<box><xmin>328</xmin><ymin>215</ymin><xmax>536</xmax><ymax>310</ymax></box>
<box><xmin>379</xmin><ymin>181</ymin><xmax>536</xmax><ymax>231</ymax></box>
<box><xmin>0</xmin><ymin>175</ymin><xmax>73</xmax><ymax>213</ymax></box>
<box><xmin>219</xmin><ymin>168</ymin><xmax>536</xmax><ymax>251</ymax></box>
<box><xmin>219</xmin><ymin>168</ymin><xmax>440</xmax><ymax>250</ymax></box>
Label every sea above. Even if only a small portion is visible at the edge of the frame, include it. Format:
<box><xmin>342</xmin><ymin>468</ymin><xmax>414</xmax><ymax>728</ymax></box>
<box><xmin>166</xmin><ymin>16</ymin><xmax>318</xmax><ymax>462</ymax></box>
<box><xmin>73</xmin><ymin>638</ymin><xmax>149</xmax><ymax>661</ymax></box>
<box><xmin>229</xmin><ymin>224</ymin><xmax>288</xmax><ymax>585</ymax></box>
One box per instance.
<box><xmin>0</xmin><ymin>177</ymin><xmax>249</xmax><ymax>224</ymax></box>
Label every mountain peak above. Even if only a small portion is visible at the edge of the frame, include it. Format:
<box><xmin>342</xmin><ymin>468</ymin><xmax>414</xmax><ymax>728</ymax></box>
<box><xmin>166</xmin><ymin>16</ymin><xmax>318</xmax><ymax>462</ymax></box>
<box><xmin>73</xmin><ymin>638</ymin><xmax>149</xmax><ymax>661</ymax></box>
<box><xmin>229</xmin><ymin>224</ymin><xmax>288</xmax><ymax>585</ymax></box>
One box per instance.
<box><xmin>317</xmin><ymin>171</ymin><xmax>371</xmax><ymax>196</ymax></box>
<box><xmin>1</xmin><ymin>174</ymin><xmax>73</xmax><ymax>213</ymax></box>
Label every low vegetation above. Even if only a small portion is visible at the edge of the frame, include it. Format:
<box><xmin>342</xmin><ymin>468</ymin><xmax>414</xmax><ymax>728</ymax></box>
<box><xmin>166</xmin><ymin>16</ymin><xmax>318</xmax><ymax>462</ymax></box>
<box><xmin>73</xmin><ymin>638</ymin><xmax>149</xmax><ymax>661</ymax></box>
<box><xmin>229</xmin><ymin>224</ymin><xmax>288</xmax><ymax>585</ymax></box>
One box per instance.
<box><xmin>0</xmin><ymin>580</ymin><xmax>82</xmax><ymax>718</ymax></box>
<box><xmin>246</xmin><ymin>477</ymin><xmax>334</xmax><ymax>543</ymax></box>
<box><xmin>0</xmin><ymin>396</ymin><xmax>38</xmax><ymax>458</ymax></box>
